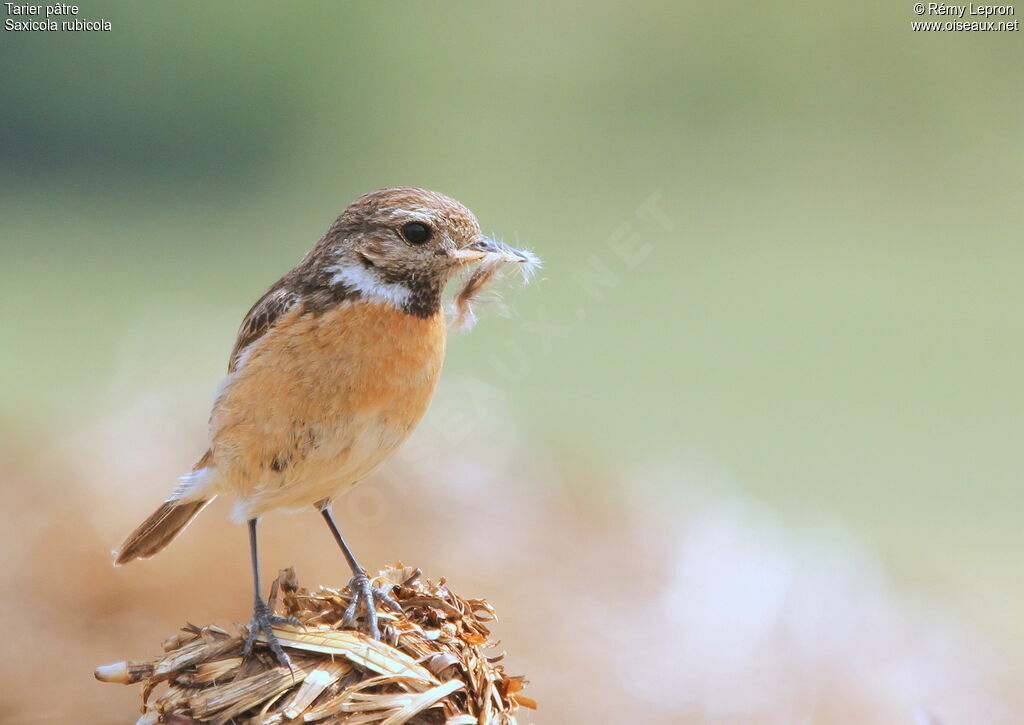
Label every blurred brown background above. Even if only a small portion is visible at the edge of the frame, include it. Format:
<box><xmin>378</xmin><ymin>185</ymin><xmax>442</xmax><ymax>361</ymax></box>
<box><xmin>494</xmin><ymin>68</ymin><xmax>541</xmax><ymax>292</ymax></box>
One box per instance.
<box><xmin>2</xmin><ymin>2</ymin><xmax>1023</xmax><ymax>723</ymax></box>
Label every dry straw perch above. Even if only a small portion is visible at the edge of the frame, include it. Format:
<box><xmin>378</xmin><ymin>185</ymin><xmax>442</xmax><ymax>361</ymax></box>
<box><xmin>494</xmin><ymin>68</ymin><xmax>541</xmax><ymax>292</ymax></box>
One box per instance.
<box><xmin>96</xmin><ymin>565</ymin><xmax>534</xmax><ymax>725</ymax></box>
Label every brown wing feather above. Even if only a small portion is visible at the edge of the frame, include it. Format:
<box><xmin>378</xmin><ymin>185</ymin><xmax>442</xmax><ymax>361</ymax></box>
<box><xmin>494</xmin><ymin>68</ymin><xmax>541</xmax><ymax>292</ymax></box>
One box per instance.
<box><xmin>227</xmin><ymin>255</ymin><xmax>365</xmax><ymax>372</ymax></box>
<box><xmin>229</xmin><ymin>286</ymin><xmax>302</xmax><ymax>372</ymax></box>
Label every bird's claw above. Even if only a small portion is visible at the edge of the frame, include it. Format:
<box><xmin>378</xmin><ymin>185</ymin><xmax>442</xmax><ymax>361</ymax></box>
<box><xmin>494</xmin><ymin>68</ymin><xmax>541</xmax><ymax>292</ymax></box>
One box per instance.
<box><xmin>342</xmin><ymin>572</ymin><xmax>403</xmax><ymax>639</ymax></box>
<box><xmin>243</xmin><ymin>598</ymin><xmax>298</xmax><ymax>668</ymax></box>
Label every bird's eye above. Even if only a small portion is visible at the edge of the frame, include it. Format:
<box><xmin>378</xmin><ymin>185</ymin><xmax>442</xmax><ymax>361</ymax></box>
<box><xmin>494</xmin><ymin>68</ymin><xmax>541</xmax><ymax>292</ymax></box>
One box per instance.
<box><xmin>400</xmin><ymin>222</ymin><xmax>432</xmax><ymax>245</ymax></box>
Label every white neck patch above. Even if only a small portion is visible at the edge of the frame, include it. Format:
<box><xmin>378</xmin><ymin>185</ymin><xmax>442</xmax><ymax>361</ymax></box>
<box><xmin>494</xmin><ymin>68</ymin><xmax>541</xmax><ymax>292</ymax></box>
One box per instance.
<box><xmin>329</xmin><ymin>261</ymin><xmax>412</xmax><ymax>308</ymax></box>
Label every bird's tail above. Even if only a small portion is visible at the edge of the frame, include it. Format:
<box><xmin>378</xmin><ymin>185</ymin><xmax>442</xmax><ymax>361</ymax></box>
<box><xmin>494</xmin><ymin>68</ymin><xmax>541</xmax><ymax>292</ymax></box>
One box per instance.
<box><xmin>114</xmin><ymin>498</ymin><xmax>213</xmax><ymax>565</ymax></box>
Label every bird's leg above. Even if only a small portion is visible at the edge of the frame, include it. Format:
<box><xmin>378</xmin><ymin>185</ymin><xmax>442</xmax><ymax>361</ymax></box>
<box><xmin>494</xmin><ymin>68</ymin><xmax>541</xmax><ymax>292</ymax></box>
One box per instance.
<box><xmin>242</xmin><ymin>518</ymin><xmax>298</xmax><ymax>668</ymax></box>
<box><xmin>320</xmin><ymin>506</ymin><xmax>402</xmax><ymax>639</ymax></box>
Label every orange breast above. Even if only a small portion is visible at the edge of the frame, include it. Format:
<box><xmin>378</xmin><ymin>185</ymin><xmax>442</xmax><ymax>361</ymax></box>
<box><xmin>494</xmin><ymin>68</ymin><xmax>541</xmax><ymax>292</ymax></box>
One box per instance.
<box><xmin>208</xmin><ymin>301</ymin><xmax>447</xmax><ymax>517</ymax></box>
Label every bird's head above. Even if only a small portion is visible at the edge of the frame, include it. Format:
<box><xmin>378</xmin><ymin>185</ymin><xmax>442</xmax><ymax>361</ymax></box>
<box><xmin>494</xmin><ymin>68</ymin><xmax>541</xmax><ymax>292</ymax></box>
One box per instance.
<box><xmin>313</xmin><ymin>187</ymin><xmax>536</xmax><ymax>318</ymax></box>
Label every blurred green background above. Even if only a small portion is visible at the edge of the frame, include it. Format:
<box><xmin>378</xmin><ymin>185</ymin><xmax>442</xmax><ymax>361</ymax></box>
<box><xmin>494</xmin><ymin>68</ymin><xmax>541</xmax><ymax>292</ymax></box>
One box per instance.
<box><xmin>3</xmin><ymin>0</ymin><xmax>1022</xmax><ymax>662</ymax></box>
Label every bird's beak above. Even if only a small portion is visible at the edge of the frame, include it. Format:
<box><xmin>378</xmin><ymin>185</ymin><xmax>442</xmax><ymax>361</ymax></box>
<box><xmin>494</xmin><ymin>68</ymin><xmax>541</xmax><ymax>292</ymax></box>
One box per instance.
<box><xmin>453</xmin><ymin>237</ymin><xmax>534</xmax><ymax>265</ymax></box>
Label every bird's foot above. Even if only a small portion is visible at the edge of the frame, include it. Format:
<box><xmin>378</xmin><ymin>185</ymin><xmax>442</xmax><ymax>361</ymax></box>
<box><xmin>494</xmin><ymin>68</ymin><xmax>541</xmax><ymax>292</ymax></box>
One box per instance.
<box><xmin>342</xmin><ymin>571</ymin><xmax>403</xmax><ymax>639</ymax></box>
<box><xmin>243</xmin><ymin>597</ymin><xmax>301</xmax><ymax>668</ymax></box>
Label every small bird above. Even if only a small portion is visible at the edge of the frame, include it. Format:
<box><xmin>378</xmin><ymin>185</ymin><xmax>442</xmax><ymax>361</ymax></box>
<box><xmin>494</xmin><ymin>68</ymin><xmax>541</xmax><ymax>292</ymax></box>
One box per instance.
<box><xmin>115</xmin><ymin>187</ymin><xmax>536</xmax><ymax>666</ymax></box>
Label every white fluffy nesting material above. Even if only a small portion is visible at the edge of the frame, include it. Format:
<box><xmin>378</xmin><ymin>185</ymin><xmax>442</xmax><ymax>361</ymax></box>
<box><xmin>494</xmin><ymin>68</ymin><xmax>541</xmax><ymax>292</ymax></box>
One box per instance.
<box><xmin>452</xmin><ymin>243</ymin><xmax>540</xmax><ymax>330</ymax></box>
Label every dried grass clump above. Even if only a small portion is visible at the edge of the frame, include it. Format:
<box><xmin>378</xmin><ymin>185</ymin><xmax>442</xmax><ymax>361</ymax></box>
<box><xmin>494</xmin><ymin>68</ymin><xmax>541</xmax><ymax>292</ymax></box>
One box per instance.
<box><xmin>96</xmin><ymin>565</ymin><xmax>534</xmax><ymax>725</ymax></box>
